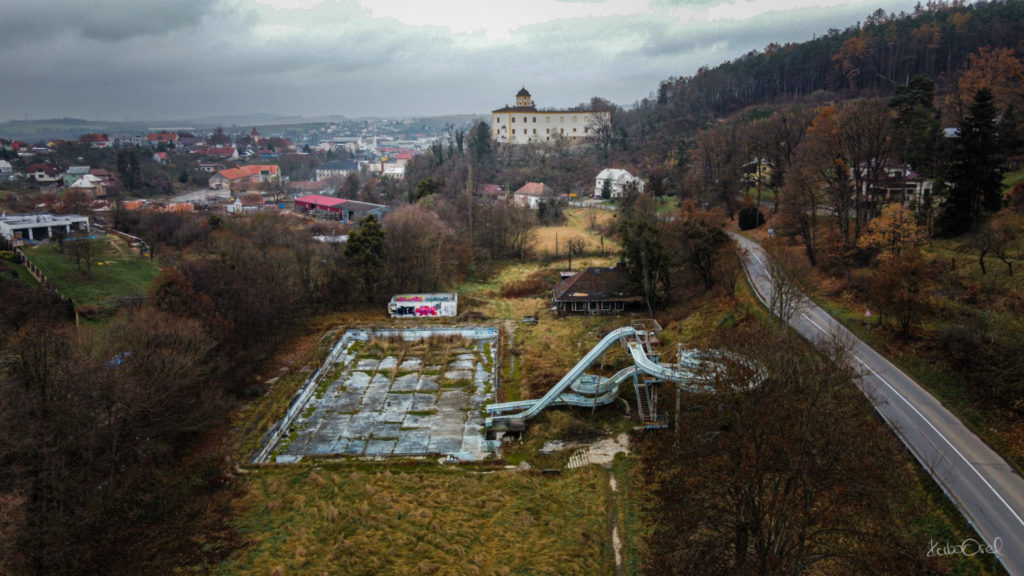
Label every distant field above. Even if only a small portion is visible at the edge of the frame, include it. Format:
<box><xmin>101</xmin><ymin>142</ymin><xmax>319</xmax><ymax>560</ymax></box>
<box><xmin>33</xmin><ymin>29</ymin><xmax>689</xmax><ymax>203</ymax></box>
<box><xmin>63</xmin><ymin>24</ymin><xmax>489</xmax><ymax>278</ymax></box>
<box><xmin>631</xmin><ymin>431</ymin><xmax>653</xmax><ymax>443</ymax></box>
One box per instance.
<box><xmin>22</xmin><ymin>235</ymin><xmax>160</xmax><ymax>310</ymax></box>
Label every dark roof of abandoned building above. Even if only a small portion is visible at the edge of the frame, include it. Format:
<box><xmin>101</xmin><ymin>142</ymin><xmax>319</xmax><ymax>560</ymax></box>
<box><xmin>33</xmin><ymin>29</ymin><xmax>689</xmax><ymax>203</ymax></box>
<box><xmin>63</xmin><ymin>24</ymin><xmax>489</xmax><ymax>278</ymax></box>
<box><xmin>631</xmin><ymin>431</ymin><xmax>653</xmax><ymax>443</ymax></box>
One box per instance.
<box><xmin>552</xmin><ymin>264</ymin><xmax>645</xmax><ymax>303</ymax></box>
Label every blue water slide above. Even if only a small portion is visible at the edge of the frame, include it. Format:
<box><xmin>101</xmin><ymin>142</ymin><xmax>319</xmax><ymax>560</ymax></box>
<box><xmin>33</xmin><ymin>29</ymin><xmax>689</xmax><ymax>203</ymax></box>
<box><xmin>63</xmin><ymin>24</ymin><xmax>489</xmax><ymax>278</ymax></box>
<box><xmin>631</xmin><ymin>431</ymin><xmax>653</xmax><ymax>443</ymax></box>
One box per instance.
<box><xmin>486</xmin><ymin>326</ymin><xmax>637</xmax><ymax>426</ymax></box>
<box><xmin>628</xmin><ymin>341</ymin><xmax>767</xmax><ymax>392</ymax></box>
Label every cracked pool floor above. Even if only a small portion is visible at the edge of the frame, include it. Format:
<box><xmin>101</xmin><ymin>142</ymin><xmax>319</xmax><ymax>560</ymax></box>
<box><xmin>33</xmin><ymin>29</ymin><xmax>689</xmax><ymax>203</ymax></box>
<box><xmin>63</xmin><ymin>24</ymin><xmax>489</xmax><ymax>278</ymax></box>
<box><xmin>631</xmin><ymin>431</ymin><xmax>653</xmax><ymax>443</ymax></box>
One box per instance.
<box><xmin>268</xmin><ymin>327</ymin><xmax>500</xmax><ymax>463</ymax></box>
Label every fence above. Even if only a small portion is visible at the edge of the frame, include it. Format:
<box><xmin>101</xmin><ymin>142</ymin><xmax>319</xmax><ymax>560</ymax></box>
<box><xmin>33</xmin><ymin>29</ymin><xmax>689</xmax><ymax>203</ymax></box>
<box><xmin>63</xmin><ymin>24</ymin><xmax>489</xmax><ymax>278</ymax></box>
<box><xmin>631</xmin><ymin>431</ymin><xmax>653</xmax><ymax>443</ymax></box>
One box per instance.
<box><xmin>16</xmin><ymin>247</ymin><xmax>58</xmax><ymax>292</ymax></box>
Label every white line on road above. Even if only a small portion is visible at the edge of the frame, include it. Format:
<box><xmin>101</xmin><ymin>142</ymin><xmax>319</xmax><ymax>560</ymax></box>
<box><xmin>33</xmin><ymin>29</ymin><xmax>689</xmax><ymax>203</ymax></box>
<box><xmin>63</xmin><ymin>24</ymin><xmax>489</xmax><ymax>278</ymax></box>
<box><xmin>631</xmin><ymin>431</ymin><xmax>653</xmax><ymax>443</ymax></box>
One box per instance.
<box><xmin>800</xmin><ymin>311</ymin><xmax>1024</xmax><ymax>531</ymax></box>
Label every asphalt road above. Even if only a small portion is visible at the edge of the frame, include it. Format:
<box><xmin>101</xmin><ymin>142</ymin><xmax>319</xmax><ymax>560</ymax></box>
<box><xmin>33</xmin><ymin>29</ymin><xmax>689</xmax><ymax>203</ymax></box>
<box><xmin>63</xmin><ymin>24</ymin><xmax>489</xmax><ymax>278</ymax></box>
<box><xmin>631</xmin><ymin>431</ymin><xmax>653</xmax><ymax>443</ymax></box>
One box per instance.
<box><xmin>731</xmin><ymin>232</ymin><xmax>1024</xmax><ymax>575</ymax></box>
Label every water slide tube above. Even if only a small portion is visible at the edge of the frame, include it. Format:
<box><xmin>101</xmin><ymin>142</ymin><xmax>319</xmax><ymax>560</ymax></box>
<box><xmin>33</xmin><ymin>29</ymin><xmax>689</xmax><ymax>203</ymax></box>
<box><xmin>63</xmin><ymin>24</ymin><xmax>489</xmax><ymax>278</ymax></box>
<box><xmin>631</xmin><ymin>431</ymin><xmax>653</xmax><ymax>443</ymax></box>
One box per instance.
<box><xmin>485</xmin><ymin>326</ymin><xmax>638</xmax><ymax>427</ymax></box>
<box><xmin>486</xmin><ymin>327</ymin><xmax>767</xmax><ymax>427</ymax></box>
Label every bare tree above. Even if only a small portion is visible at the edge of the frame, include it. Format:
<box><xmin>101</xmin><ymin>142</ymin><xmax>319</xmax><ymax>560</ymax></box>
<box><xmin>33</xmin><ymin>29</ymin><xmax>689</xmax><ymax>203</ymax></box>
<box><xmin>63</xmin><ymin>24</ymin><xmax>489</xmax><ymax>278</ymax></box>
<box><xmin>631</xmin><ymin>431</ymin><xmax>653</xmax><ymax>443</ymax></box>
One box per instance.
<box><xmin>639</xmin><ymin>324</ymin><xmax>945</xmax><ymax>575</ymax></box>
<box><xmin>66</xmin><ymin>230</ymin><xmax>103</xmax><ymax>278</ymax></box>
<box><xmin>566</xmin><ymin>236</ymin><xmax>587</xmax><ymax>271</ymax></box>
<box><xmin>765</xmin><ymin>241</ymin><xmax>807</xmax><ymax>324</ymax></box>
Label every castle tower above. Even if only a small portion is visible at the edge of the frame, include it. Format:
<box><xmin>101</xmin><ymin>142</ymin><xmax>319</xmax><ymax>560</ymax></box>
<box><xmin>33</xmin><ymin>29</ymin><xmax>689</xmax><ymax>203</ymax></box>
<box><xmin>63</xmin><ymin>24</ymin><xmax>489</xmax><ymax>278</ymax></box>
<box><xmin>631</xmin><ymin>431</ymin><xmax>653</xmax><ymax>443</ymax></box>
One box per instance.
<box><xmin>515</xmin><ymin>87</ymin><xmax>532</xmax><ymax>108</ymax></box>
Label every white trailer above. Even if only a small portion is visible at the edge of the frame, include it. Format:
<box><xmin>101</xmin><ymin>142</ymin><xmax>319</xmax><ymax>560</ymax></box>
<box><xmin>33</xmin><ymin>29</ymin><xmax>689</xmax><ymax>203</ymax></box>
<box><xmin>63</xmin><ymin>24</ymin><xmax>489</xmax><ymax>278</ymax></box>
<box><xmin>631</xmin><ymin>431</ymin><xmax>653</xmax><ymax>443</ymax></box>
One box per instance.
<box><xmin>388</xmin><ymin>293</ymin><xmax>458</xmax><ymax>318</ymax></box>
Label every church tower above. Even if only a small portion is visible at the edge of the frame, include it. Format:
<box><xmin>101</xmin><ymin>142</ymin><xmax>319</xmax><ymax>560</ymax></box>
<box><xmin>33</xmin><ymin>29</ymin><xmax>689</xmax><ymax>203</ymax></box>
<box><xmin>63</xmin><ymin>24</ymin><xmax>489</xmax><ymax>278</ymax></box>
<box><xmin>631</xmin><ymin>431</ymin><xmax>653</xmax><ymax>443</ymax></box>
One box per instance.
<box><xmin>515</xmin><ymin>87</ymin><xmax>533</xmax><ymax>108</ymax></box>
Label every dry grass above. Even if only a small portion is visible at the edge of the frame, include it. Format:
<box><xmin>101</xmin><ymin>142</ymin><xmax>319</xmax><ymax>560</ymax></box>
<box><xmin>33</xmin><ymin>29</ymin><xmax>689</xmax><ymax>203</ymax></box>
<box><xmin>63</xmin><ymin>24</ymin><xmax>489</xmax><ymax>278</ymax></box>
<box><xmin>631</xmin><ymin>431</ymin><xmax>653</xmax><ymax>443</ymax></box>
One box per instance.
<box><xmin>214</xmin><ymin>464</ymin><xmax>612</xmax><ymax>576</ymax></box>
<box><xmin>534</xmin><ymin>208</ymin><xmax>621</xmax><ymax>260</ymax></box>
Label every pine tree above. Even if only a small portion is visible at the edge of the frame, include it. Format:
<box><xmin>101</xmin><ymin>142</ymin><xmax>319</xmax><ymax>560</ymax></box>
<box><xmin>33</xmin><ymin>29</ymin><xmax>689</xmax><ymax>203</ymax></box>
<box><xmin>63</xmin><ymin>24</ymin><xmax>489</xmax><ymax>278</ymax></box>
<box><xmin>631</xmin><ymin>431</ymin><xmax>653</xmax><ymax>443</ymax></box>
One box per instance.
<box><xmin>344</xmin><ymin>215</ymin><xmax>387</xmax><ymax>301</ymax></box>
<box><xmin>940</xmin><ymin>88</ymin><xmax>1005</xmax><ymax>236</ymax></box>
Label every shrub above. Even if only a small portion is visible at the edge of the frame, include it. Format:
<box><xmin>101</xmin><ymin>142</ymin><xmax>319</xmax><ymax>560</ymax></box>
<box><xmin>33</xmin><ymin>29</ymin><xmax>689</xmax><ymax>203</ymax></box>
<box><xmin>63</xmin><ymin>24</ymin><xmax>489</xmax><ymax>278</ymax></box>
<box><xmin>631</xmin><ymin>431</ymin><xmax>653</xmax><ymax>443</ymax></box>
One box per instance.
<box><xmin>738</xmin><ymin>206</ymin><xmax>765</xmax><ymax>230</ymax></box>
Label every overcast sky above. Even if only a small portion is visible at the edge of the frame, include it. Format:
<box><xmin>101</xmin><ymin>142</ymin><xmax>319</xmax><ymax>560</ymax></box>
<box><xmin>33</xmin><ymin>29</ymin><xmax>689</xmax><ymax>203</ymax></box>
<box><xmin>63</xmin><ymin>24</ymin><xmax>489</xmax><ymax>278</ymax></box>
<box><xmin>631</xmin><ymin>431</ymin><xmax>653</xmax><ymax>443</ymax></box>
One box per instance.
<box><xmin>0</xmin><ymin>0</ymin><xmax>923</xmax><ymax>122</ymax></box>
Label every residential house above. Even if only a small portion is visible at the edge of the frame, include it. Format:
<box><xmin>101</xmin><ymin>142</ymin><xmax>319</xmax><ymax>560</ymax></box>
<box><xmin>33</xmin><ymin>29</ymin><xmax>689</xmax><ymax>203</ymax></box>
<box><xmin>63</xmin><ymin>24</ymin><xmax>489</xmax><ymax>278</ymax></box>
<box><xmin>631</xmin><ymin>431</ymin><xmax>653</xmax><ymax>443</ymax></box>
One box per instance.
<box><xmin>62</xmin><ymin>165</ymin><xmax>90</xmax><ymax>187</ymax></box>
<box><xmin>0</xmin><ymin>160</ymin><xmax>12</xmax><ymax>174</ymax></box>
<box><xmin>177</xmin><ymin>136</ymin><xmax>206</xmax><ymax>149</ymax></box>
<box><xmin>89</xmin><ymin>169</ymin><xmax>116</xmax><ymax>187</ymax></box>
<box><xmin>209</xmin><ymin>164</ymin><xmax>280</xmax><ymax>190</ymax></box>
<box><xmin>594</xmin><ymin>168</ymin><xmax>644</xmax><ymax>198</ymax></box>
<box><xmin>742</xmin><ymin>158</ymin><xmax>773</xmax><ymax>186</ymax></box>
<box><xmin>198</xmin><ymin>146</ymin><xmax>239</xmax><ymax>160</ymax></box>
<box><xmin>197</xmin><ymin>161</ymin><xmax>224</xmax><ymax>173</ymax></box>
<box><xmin>67</xmin><ymin>174</ymin><xmax>106</xmax><ymax>198</ymax></box>
<box><xmin>477</xmin><ymin>183</ymin><xmax>505</xmax><ymax>202</ymax></box>
<box><xmin>25</xmin><ymin>163</ymin><xmax>62</xmax><ymax>185</ymax></box>
<box><xmin>79</xmin><ymin>133</ymin><xmax>111</xmax><ymax>148</ymax></box>
<box><xmin>153</xmin><ymin>152</ymin><xmax>169</xmax><ymax>165</ymax></box>
<box><xmin>513</xmin><ymin>182</ymin><xmax>555</xmax><ymax>209</ymax></box>
<box><xmin>226</xmin><ymin>193</ymin><xmax>268</xmax><ymax>214</ymax></box>
<box><xmin>860</xmin><ymin>162</ymin><xmax>933</xmax><ymax>209</ymax></box>
<box><xmin>315</xmin><ymin>159</ymin><xmax>360</xmax><ymax>181</ymax></box>
<box><xmin>552</xmin><ymin>263</ymin><xmax>645</xmax><ymax>315</ymax></box>
<box><xmin>119</xmin><ymin>134</ymin><xmax>146</xmax><ymax>147</ymax></box>
<box><xmin>147</xmin><ymin>132</ymin><xmax>179</xmax><ymax>146</ymax></box>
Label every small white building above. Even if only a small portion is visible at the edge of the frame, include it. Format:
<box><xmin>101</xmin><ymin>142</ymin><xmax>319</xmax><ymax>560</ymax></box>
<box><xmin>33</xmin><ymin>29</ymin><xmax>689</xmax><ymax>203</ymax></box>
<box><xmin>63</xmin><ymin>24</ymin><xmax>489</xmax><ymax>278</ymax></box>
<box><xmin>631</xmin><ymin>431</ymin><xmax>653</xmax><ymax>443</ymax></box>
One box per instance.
<box><xmin>513</xmin><ymin>182</ymin><xmax>555</xmax><ymax>209</ymax></box>
<box><xmin>594</xmin><ymin>168</ymin><xmax>644</xmax><ymax>198</ymax></box>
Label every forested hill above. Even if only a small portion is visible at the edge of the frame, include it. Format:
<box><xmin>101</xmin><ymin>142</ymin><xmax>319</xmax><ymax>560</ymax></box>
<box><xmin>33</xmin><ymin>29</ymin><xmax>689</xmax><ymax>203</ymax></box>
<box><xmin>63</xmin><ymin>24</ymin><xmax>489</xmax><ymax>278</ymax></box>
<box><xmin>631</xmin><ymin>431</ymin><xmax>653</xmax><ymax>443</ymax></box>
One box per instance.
<box><xmin>615</xmin><ymin>0</ymin><xmax>1024</xmax><ymax>159</ymax></box>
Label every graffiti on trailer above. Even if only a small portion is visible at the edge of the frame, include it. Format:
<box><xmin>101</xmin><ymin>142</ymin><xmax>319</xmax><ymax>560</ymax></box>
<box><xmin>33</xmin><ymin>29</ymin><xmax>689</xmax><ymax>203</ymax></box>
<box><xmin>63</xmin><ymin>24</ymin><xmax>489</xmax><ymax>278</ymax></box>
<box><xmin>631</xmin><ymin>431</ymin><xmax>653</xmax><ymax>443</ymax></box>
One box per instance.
<box><xmin>415</xmin><ymin>305</ymin><xmax>438</xmax><ymax>316</ymax></box>
<box><xmin>396</xmin><ymin>295</ymin><xmax>450</xmax><ymax>303</ymax></box>
<box><xmin>390</xmin><ymin>305</ymin><xmax>439</xmax><ymax>316</ymax></box>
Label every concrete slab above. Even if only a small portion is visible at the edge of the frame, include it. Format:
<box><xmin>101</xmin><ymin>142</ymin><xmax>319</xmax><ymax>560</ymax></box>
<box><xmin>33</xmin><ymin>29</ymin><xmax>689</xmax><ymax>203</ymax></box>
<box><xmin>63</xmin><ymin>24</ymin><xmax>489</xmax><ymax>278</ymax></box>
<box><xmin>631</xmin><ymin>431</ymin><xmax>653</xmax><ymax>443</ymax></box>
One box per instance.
<box><xmin>355</xmin><ymin>358</ymin><xmax>380</xmax><ymax>371</ymax></box>
<box><xmin>398</xmin><ymin>358</ymin><xmax>421</xmax><ymax>372</ymax></box>
<box><xmin>257</xmin><ymin>326</ymin><xmax>500</xmax><ymax>463</ymax></box>
<box><xmin>366</xmin><ymin>438</ymin><xmax>397</xmax><ymax>455</ymax></box>
<box><xmin>409</xmin><ymin>393</ymin><xmax>438</xmax><ymax>413</ymax></box>
<box><xmin>392</xmin><ymin>373</ymin><xmax>420</xmax><ymax>392</ymax></box>
<box><xmin>417</xmin><ymin>376</ymin><xmax>440</xmax><ymax>393</ymax></box>
<box><xmin>394</xmin><ymin>432</ymin><xmax>430</xmax><ymax>455</ymax></box>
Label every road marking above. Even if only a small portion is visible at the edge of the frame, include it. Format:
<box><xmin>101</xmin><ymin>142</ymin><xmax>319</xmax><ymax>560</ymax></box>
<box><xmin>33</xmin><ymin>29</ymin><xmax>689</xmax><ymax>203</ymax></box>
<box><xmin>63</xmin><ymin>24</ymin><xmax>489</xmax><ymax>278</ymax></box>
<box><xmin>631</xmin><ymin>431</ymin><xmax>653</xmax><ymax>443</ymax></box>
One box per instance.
<box><xmin>800</xmin><ymin>311</ymin><xmax>1024</xmax><ymax>531</ymax></box>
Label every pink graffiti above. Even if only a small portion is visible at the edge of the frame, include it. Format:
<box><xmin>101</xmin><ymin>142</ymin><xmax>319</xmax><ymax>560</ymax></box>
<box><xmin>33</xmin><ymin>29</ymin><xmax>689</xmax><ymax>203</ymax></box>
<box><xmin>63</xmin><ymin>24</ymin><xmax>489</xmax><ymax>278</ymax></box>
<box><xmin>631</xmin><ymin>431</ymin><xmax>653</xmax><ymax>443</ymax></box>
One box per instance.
<box><xmin>415</xmin><ymin>305</ymin><xmax>438</xmax><ymax>316</ymax></box>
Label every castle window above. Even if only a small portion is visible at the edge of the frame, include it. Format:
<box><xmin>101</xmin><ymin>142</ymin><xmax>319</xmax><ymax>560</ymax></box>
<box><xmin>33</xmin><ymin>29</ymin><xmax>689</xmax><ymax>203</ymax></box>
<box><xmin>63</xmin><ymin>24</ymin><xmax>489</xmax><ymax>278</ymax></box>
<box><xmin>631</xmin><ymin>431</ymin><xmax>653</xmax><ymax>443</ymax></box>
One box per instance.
<box><xmin>532</xmin><ymin>117</ymin><xmax>536</xmax><ymax>123</ymax></box>
<box><xmin>512</xmin><ymin>117</ymin><xmax>515</xmax><ymax>123</ymax></box>
<box><xmin>523</xmin><ymin>117</ymin><xmax>528</xmax><ymax>123</ymax></box>
<box><xmin>584</xmin><ymin>127</ymin><xmax>589</xmax><ymax>133</ymax></box>
<box><xmin>532</xmin><ymin>129</ymin><xmax>537</xmax><ymax>134</ymax></box>
<box><xmin>512</xmin><ymin>129</ymin><xmax>516</xmax><ymax>134</ymax></box>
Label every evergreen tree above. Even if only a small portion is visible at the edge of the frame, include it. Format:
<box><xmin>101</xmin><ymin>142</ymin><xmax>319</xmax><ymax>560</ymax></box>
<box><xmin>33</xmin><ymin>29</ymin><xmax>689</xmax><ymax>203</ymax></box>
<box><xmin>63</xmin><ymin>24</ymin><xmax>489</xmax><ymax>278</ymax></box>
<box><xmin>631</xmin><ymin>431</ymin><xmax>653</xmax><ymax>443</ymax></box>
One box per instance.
<box><xmin>344</xmin><ymin>215</ymin><xmax>387</xmax><ymax>301</ymax></box>
<box><xmin>621</xmin><ymin>219</ymin><xmax>669</xmax><ymax>313</ymax></box>
<box><xmin>940</xmin><ymin>88</ymin><xmax>1005</xmax><ymax>236</ymax></box>
<box><xmin>890</xmin><ymin>74</ymin><xmax>943</xmax><ymax>177</ymax></box>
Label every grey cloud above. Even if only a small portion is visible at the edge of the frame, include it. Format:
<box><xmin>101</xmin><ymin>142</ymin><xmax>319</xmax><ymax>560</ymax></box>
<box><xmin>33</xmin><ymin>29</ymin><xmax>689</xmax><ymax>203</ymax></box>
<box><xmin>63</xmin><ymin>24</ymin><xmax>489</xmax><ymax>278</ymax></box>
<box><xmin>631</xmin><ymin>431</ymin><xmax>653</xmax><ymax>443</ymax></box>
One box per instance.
<box><xmin>0</xmin><ymin>0</ymin><xmax>221</xmax><ymax>44</ymax></box>
<box><xmin>0</xmin><ymin>0</ymin><xmax>924</xmax><ymax>121</ymax></box>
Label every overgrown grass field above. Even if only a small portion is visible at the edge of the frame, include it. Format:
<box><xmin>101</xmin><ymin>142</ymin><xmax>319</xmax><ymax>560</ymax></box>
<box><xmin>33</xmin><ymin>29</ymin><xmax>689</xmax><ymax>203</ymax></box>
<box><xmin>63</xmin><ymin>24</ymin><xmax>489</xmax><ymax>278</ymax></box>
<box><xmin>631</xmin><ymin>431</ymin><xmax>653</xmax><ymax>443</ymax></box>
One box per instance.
<box><xmin>22</xmin><ymin>235</ymin><xmax>159</xmax><ymax>310</ymax></box>
<box><xmin>533</xmin><ymin>207</ymin><xmax>620</xmax><ymax>259</ymax></box>
<box><xmin>215</xmin><ymin>464</ymin><xmax>613</xmax><ymax>576</ymax></box>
